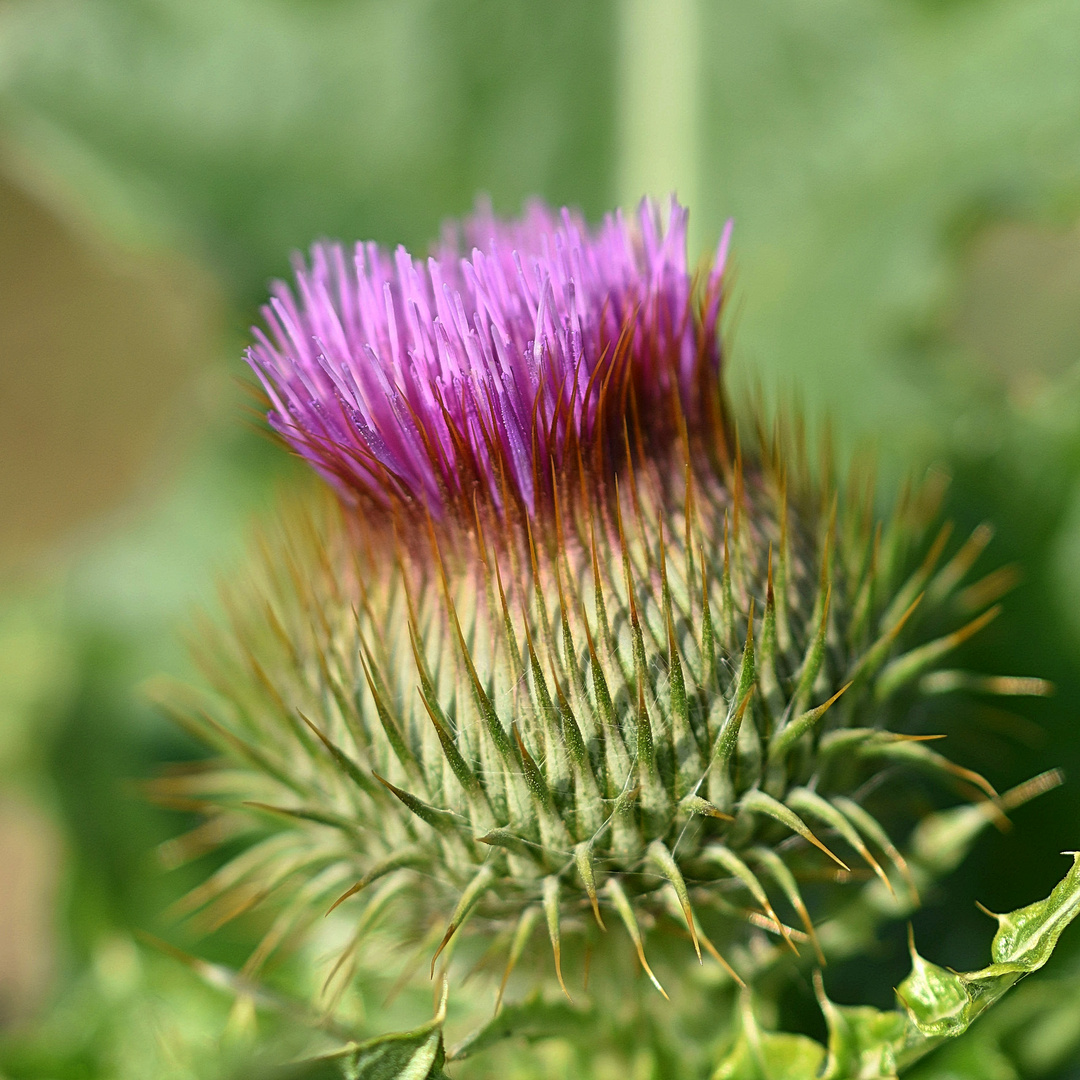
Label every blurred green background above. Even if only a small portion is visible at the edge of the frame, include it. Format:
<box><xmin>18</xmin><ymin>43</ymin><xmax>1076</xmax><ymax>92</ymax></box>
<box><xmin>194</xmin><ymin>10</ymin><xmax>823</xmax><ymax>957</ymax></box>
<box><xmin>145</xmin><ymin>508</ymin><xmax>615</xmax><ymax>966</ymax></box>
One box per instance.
<box><xmin>2</xmin><ymin>0</ymin><xmax>1080</xmax><ymax>1076</ymax></box>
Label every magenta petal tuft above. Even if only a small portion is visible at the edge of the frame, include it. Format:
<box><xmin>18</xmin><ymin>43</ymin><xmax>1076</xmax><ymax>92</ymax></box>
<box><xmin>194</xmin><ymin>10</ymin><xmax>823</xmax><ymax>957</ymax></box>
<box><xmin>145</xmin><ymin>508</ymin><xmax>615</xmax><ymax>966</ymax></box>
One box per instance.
<box><xmin>248</xmin><ymin>196</ymin><xmax>729</xmax><ymax>514</ymax></box>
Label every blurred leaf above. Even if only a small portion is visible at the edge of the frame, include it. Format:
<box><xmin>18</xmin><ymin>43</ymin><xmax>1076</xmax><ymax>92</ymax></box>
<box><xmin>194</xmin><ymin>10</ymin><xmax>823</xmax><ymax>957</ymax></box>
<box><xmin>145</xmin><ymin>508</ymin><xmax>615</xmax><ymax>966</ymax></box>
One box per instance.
<box><xmin>0</xmin><ymin>0</ymin><xmax>615</xmax><ymax>306</ymax></box>
<box><xmin>445</xmin><ymin>994</ymin><xmax>592</xmax><ymax>1062</ymax></box>
<box><xmin>696</xmin><ymin>1</ymin><xmax>1080</xmax><ymax>453</ymax></box>
<box><xmin>713</xmin><ymin>1032</ymin><xmax>826</xmax><ymax>1080</ymax></box>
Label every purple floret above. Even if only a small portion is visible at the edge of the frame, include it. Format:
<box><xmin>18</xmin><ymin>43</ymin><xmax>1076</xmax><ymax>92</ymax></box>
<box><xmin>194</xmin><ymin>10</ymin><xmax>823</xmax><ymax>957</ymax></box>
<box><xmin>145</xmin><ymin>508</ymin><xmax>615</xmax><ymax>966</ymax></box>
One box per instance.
<box><xmin>248</xmin><ymin>196</ymin><xmax>731</xmax><ymax>515</ymax></box>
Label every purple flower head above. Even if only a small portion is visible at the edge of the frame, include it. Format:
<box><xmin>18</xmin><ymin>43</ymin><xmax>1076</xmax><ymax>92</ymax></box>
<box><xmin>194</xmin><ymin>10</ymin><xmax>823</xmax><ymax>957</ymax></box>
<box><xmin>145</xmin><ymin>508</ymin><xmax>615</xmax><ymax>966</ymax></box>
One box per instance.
<box><xmin>248</xmin><ymin>196</ymin><xmax>732</xmax><ymax>516</ymax></box>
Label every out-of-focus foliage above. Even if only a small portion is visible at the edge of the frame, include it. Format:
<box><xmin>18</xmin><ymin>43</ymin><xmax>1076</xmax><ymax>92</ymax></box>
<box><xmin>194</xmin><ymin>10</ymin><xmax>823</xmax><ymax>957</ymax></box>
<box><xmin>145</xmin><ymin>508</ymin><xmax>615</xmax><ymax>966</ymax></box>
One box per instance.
<box><xmin>4</xmin><ymin>1</ymin><xmax>1080</xmax><ymax>440</ymax></box>
<box><xmin>700</xmin><ymin>2</ymin><xmax>1080</xmax><ymax>446</ymax></box>
<box><xmin>1</xmin><ymin>1</ymin><xmax>1080</xmax><ymax>1077</ymax></box>
<box><xmin>0</xmin><ymin>0</ymin><xmax>617</xmax><ymax>304</ymax></box>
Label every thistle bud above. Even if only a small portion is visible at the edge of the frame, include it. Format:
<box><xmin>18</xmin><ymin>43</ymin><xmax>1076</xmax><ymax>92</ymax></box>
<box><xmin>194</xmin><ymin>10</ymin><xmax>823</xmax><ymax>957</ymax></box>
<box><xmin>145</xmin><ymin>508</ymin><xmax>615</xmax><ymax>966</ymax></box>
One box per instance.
<box><xmin>163</xmin><ymin>199</ymin><xmax>1041</xmax><ymax>1054</ymax></box>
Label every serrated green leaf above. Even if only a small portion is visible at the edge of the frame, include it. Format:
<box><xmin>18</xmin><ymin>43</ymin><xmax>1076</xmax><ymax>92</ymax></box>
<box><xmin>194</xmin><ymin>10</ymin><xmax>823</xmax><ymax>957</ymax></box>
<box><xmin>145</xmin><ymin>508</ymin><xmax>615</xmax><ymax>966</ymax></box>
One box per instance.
<box><xmin>287</xmin><ymin>1026</ymin><xmax>449</xmax><ymax>1080</ymax></box>
<box><xmin>988</xmin><ymin>852</ymin><xmax>1080</xmax><ymax>969</ymax></box>
<box><xmin>284</xmin><ymin>981</ymin><xmax>451</xmax><ymax>1080</ymax></box>
<box><xmin>894</xmin><ymin>855</ymin><xmax>1080</xmax><ymax>1068</ymax></box>
<box><xmin>712</xmin><ymin>857</ymin><xmax>1080</xmax><ymax>1078</ymax></box>
<box><xmin>898</xmin><ymin>933</ymin><xmax>970</xmax><ymax>1038</ymax></box>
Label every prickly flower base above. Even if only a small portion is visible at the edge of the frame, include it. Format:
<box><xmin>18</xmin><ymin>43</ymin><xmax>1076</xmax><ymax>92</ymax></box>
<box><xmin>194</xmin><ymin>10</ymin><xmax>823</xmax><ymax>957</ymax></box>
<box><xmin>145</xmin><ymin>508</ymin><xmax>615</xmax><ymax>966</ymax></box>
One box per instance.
<box><xmin>157</xmin><ymin>199</ymin><xmax>1074</xmax><ymax>1078</ymax></box>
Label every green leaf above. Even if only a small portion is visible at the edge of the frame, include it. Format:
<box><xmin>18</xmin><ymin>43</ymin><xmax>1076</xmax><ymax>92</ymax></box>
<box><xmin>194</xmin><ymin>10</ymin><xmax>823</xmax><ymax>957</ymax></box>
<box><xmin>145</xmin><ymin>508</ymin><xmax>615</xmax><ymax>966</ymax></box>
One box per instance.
<box><xmin>283</xmin><ymin>981</ymin><xmax>451</xmax><ymax>1080</ymax></box>
<box><xmin>282</xmin><ymin>1025</ymin><xmax>449</xmax><ymax>1080</ymax></box>
<box><xmin>712</xmin><ymin>856</ymin><xmax>1080</xmax><ymax>1078</ymax></box>
<box><xmin>712</xmin><ymin>995</ymin><xmax>825</xmax><ymax>1080</ymax></box>
<box><xmin>712</xmin><ymin>1032</ymin><xmax>825</xmax><ymax>1080</ymax></box>
<box><xmin>988</xmin><ymin>852</ymin><xmax>1080</xmax><ymax>969</ymax></box>
<box><xmin>896</xmin><ymin>854</ymin><xmax>1080</xmax><ymax>1070</ymax></box>
<box><xmin>820</xmin><ymin>1002</ymin><xmax>907</xmax><ymax>1080</ymax></box>
<box><xmin>896</xmin><ymin>931</ymin><xmax>970</xmax><ymax>1039</ymax></box>
<box><xmin>446</xmin><ymin>993</ymin><xmax>592</xmax><ymax>1062</ymax></box>
<box><xmin>343</xmin><ymin>1029</ymin><xmax>448</xmax><ymax>1080</ymax></box>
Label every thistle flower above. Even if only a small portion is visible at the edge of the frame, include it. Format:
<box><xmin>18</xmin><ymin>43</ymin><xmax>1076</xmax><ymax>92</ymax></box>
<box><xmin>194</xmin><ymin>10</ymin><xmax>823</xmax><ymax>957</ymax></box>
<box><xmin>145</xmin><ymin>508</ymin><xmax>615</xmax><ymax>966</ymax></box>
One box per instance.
<box><xmin>160</xmin><ymin>198</ymin><xmax>1061</xmax><ymax>1070</ymax></box>
<box><xmin>247</xmin><ymin>199</ymin><xmax>728</xmax><ymax>514</ymax></box>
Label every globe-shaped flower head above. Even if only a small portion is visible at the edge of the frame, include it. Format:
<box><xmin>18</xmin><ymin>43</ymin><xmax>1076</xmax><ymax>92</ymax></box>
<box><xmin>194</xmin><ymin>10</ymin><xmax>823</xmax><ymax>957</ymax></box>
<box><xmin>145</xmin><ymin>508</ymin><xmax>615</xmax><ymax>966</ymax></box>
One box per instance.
<box><xmin>168</xmin><ymin>198</ymin><xmax>1026</xmax><ymax>1045</ymax></box>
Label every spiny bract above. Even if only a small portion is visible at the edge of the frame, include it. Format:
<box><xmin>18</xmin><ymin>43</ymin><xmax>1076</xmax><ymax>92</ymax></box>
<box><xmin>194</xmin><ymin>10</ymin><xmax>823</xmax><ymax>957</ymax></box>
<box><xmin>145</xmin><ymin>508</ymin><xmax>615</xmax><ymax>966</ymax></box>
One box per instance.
<box><xmin>160</xmin><ymin>198</ymin><xmax>1036</xmax><ymax>1024</ymax></box>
